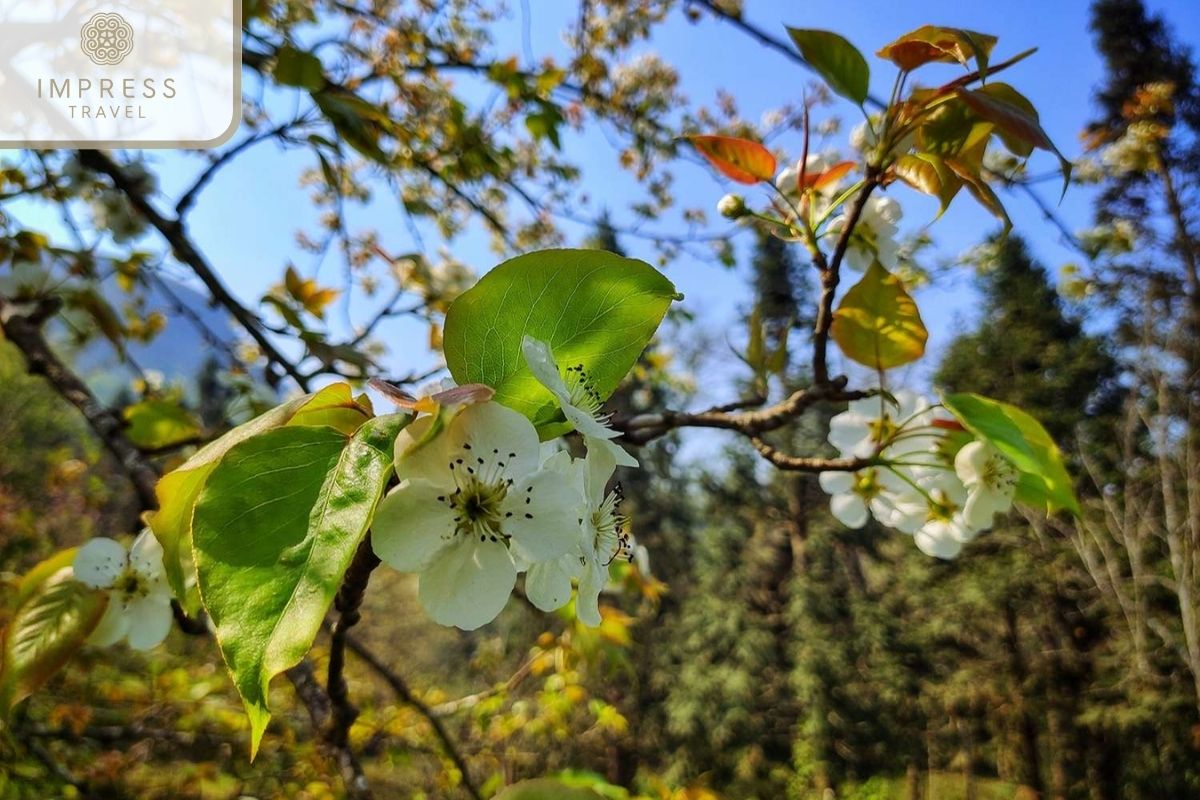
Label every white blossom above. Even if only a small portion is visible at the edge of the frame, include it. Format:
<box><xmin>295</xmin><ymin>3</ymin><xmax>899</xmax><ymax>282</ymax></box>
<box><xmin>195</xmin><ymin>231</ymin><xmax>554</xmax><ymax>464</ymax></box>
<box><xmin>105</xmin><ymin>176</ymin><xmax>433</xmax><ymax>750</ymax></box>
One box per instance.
<box><xmin>828</xmin><ymin>195</ymin><xmax>902</xmax><ymax>272</ymax></box>
<box><xmin>526</xmin><ymin>443</ymin><xmax>633</xmax><ymax>626</ymax></box>
<box><xmin>827</xmin><ymin>390</ymin><xmax>928</xmax><ymax>459</ymax></box>
<box><xmin>521</xmin><ymin>336</ymin><xmax>638</xmax><ymax>468</ymax></box>
<box><xmin>73</xmin><ymin>531</ymin><xmax>173</xmax><ymax>650</ymax></box>
<box><xmin>954</xmin><ymin>440</ymin><xmax>1018</xmax><ymax>530</ymax></box>
<box><xmin>371</xmin><ymin>402</ymin><xmax>582</xmax><ymax>630</ymax></box>
<box><xmin>912</xmin><ymin>469</ymin><xmax>976</xmax><ymax>560</ymax></box>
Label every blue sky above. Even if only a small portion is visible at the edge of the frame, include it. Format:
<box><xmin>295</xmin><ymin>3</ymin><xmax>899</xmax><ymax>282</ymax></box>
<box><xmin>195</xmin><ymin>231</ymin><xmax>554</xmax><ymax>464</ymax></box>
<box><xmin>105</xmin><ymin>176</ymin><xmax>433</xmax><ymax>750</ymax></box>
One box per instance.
<box><xmin>11</xmin><ymin>0</ymin><xmax>1200</xmax><ymax>407</ymax></box>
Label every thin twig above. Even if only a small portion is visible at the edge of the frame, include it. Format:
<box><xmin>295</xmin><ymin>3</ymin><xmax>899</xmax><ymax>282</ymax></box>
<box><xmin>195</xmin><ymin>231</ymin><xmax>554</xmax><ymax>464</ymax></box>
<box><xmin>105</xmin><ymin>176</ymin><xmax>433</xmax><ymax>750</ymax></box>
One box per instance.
<box><xmin>75</xmin><ymin>150</ymin><xmax>311</xmax><ymax>391</ymax></box>
<box><xmin>342</xmin><ymin>633</ymin><xmax>484</xmax><ymax>800</ymax></box>
<box><xmin>0</xmin><ymin>296</ymin><xmax>159</xmax><ymax>508</ymax></box>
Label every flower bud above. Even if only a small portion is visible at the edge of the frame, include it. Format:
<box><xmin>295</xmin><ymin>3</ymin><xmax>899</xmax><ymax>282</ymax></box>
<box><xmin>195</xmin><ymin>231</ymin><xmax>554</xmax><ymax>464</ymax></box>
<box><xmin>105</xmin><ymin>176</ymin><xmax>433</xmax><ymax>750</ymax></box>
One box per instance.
<box><xmin>717</xmin><ymin>193</ymin><xmax>747</xmax><ymax>219</ymax></box>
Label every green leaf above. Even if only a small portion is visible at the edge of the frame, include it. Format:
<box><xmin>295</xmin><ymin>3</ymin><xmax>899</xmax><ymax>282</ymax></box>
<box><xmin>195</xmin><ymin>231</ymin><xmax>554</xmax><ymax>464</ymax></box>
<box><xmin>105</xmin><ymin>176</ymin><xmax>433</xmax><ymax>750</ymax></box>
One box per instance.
<box><xmin>273</xmin><ymin>46</ymin><xmax>325</xmax><ymax>91</ymax></box>
<box><xmin>443</xmin><ymin>249</ymin><xmax>680</xmax><ymax>435</ymax></box>
<box><xmin>959</xmin><ymin>83</ymin><xmax>1042</xmax><ymax>157</ymax></box>
<box><xmin>192</xmin><ymin>414</ymin><xmax>407</xmax><ymax>757</ymax></box>
<box><xmin>945</xmin><ymin>158</ymin><xmax>1011</xmax><ymax>233</ymax></box>
<box><xmin>0</xmin><ymin>562</ymin><xmax>107</xmax><ymax>716</ymax></box>
<box><xmin>147</xmin><ymin>384</ymin><xmax>365</xmax><ymax>613</ymax></box>
<box><xmin>311</xmin><ymin>89</ymin><xmax>391</xmax><ymax>165</ymax></box>
<box><xmin>494</xmin><ymin>779</ymin><xmax>605</xmax><ymax>800</ymax></box>
<box><xmin>956</xmin><ymin>83</ymin><xmax>1072</xmax><ymax>197</ymax></box>
<box><xmin>286</xmin><ymin>382</ymin><xmax>373</xmax><ymax>435</ymax></box>
<box><xmin>124</xmin><ymin>399</ymin><xmax>202</xmax><ymax>450</ymax></box>
<box><xmin>941</xmin><ymin>392</ymin><xmax>1080</xmax><ymax>516</ymax></box>
<box><xmin>787</xmin><ymin>28</ymin><xmax>870</xmax><ymax>105</ymax></box>
<box><xmin>830</xmin><ymin>260</ymin><xmax>927</xmax><ymax>370</ymax></box>
<box><xmin>893</xmin><ymin>153</ymin><xmax>962</xmax><ymax>216</ymax></box>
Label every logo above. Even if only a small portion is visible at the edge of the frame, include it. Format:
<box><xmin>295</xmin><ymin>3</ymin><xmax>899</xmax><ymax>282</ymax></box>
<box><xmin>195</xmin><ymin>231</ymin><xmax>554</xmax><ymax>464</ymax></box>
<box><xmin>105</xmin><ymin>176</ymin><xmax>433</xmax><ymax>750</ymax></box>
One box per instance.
<box><xmin>80</xmin><ymin>12</ymin><xmax>135</xmax><ymax>66</ymax></box>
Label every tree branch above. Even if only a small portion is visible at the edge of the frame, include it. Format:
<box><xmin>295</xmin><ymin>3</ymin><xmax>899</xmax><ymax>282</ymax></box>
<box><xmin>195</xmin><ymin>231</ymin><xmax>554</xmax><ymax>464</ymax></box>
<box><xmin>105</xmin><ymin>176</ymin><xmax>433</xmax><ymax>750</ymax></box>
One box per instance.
<box><xmin>617</xmin><ymin>381</ymin><xmax>870</xmax><ymax>445</ymax></box>
<box><xmin>341</xmin><ymin>633</ymin><xmax>483</xmax><ymax>800</ymax></box>
<box><xmin>0</xmin><ymin>296</ymin><xmax>159</xmax><ymax>509</ymax></box>
<box><xmin>75</xmin><ymin>149</ymin><xmax>311</xmax><ymax>391</ymax></box>
<box><xmin>327</xmin><ymin>539</ymin><xmax>381</xmax><ymax>748</ymax></box>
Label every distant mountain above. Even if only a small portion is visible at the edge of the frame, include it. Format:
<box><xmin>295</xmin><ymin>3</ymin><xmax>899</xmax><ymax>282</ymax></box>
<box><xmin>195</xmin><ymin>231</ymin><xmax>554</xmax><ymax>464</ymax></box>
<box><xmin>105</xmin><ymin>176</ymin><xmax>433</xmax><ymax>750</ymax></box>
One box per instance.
<box><xmin>68</xmin><ymin>276</ymin><xmax>240</xmax><ymax>404</ymax></box>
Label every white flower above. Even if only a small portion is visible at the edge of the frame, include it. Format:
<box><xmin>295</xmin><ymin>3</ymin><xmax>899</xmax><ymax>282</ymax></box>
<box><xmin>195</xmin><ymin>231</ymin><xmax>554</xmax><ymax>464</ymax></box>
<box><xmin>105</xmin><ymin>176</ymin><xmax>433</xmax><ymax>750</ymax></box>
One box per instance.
<box><xmin>521</xmin><ymin>336</ymin><xmax>638</xmax><ymax>468</ymax></box>
<box><xmin>850</xmin><ymin>118</ymin><xmax>879</xmax><ymax>154</ymax></box>
<box><xmin>717</xmin><ymin>193</ymin><xmax>747</xmax><ymax>219</ymax></box>
<box><xmin>829</xmin><ymin>195</ymin><xmax>903</xmax><ymax>272</ymax></box>
<box><xmin>954</xmin><ymin>440</ymin><xmax>1018</xmax><ymax>530</ymax></box>
<box><xmin>73</xmin><ymin>531</ymin><xmax>173</xmax><ymax>650</ymax></box>
<box><xmin>371</xmin><ymin>402</ymin><xmax>581</xmax><ymax>630</ymax></box>
<box><xmin>827</xmin><ymin>390</ymin><xmax>927</xmax><ymax>459</ymax></box>
<box><xmin>526</xmin><ymin>443</ymin><xmax>633</xmax><ymax>626</ymax></box>
<box><xmin>818</xmin><ymin>467</ymin><xmax>925</xmax><ymax>532</ymax></box>
<box><xmin>912</xmin><ymin>470</ymin><xmax>976</xmax><ymax>560</ymax></box>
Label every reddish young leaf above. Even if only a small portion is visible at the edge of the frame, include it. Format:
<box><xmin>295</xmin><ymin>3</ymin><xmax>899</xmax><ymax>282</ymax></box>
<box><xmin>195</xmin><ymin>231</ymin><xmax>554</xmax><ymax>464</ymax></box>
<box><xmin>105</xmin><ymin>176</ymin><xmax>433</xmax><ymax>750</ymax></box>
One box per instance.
<box><xmin>687</xmin><ymin>135</ymin><xmax>777</xmax><ymax>184</ymax></box>
<box><xmin>877</xmin><ymin>26</ymin><xmax>997</xmax><ymax>72</ymax></box>
<box><xmin>803</xmin><ymin>160</ymin><xmax>856</xmax><ymax>190</ymax></box>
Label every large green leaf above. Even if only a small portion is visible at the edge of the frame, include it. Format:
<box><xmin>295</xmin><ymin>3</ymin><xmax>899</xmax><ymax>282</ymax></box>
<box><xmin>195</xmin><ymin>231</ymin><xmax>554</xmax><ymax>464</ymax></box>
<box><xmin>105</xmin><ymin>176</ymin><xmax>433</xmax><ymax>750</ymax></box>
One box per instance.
<box><xmin>494</xmin><ymin>779</ymin><xmax>605</xmax><ymax>800</ymax></box>
<box><xmin>193</xmin><ymin>413</ymin><xmax>407</xmax><ymax>757</ymax></box>
<box><xmin>443</xmin><ymin>249</ymin><xmax>680</xmax><ymax>435</ymax></box>
<box><xmin>787</xmin><ymin>28</ymin><xmax>870</xmax><ymax>105</ymax></box>
<box><xmin>148</xmin><ymin>384</ymin><xmax>371</xmax><ymax>612</ymax></box>
<box><xmin>830</xmin><ymin>261</ymin><xmax>927</xmax><ymax>370</ymax></box>
<box><xmin>0</xmin><ymin>559</ymin><xmax>107</xmax><ymax>716</ymax></box>
<box><xmin>941</xmin><ymin>393</ymin><xmax>1079</xmax><ymax>516</ymax></box>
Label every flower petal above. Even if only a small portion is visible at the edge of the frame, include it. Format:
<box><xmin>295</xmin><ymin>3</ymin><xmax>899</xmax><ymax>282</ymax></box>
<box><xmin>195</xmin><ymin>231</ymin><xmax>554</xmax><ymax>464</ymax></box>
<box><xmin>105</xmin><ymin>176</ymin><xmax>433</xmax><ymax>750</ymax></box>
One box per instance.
<box><xmin>372</xmin><ymin>481</ymin><xmax>458</xmax><ymax>572</ymax></box>
<box><xmin>521</xmin><ymin>336</ymin><xmax>572</xmax><ymax>402</ymax></box>
<box><xmin>914</xmin><ymin>523</ymin><xmax>963</xmax><ymax>559</ymax></box>
<box><xmin>87</xmin><ymin>599</ymin><xmax>129</xmax><ymax>646</ymax></box>
<box><xmin>828</xmin><ymin>418</ymin><xmax>872</xmax><ymax>457</ymax></box>
<box><xmin>830</xmin><ymin>493</ymin><xmax>869</xmax><ymax>528</ymax></box>
<box><xmin>584</xmin><ymin>442</ymin><xmax>619</xmax><ymax>507</ymax></box>
<box><xmin>587</xmin><ymin>435</ymin><xmax>638</xmax><ymax>469</ymax></box>
<box><xmin>394</xmin><ymin>415</ymin><xmax>454</xmax><ymax>485</ymax></box>
<box><xmin>526</xmin><ymin>554</ymin><xmax>580</xmax><ymax>612</ymax></box>
<box><xmin>129</xmin><ymin>530</ymin><xmax>167</xmax><ymax>588</ymax></box>
<box><xmin>74</xmin><ymin>538</ymin><xmax>126</xmax><ymax>589</ymax></box>
<box><xmin>419</xmin><ymin>538</ymin><xmax>517</xmax><ymax>630</ymax></box>
<box><xmin>562</xmin><ymin>403</ymin><xmax>617</xmax><ymax>440</ymax></box>
<box><xmin>954</xmin><ymin>440</ymin><xmax>990</xmax><ymax>487</ymax></box>
<box><xmin>449</xmin><ymin>402</ymin><xmax>541</xmax><ymax>479</ymax></box>
<box><xmin>502</xmin><ymin>469</ymin><xmax>583</xmax><ymax>564</ymax></box>
<box><xmin>575</xmin><ymin>561</ymin><xmax>607</xmax><ymax>627</ymax></box>
<box><xmin>819</xmin><ymin>471</ymin><xmax>855</xmax><ymax>495</ymax></box>
<box><xmin>125</xmin><ymin>596</ymin><xmax>173</xmax><ymax>650</ymax></box>
<box><xmin>963</xmin><ymin>488</ymin><xmax>1004</xmax><ymax>531</ymax></box>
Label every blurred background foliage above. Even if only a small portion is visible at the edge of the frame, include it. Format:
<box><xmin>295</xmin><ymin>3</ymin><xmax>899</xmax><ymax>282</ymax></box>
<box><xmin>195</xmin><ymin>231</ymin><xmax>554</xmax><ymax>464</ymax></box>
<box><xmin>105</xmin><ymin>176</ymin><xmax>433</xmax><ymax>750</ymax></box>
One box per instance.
<box><xmin>2</xmin><ymin>0</ymin><xmax>1200</xmax><ymax>798</ymax></box>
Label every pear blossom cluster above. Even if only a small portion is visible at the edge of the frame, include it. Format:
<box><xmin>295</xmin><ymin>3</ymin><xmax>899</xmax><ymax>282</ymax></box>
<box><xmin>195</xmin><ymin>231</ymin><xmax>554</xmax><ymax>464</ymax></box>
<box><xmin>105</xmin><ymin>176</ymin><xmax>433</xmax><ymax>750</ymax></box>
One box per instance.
<box><xmin>818</xmin><ymin>391</ymin><xmax>1019</xmax><ymax>559</ymax></box>
<box><xmin>370</xmin><ymin>336</ymin><xmax>641</xmax><ymax>630</ymax></box>
<box><xmin>715</xmin><ymin>146</ymin><xmax>906</xmax><ymax>274</ymax></box>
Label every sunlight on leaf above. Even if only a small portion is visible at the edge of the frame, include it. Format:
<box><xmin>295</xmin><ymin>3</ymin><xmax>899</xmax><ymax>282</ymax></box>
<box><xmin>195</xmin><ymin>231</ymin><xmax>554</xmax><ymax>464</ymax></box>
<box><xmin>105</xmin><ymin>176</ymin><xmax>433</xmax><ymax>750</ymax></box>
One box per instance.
<box><xmin>830</xmin><ymin>260</ymin><xmax>927</xmax><ymax>370</ymax></box>
<box><xmin>686</xmin><ymin>135</ymin><xmax>777</xmax><ymax>184</ymax></box>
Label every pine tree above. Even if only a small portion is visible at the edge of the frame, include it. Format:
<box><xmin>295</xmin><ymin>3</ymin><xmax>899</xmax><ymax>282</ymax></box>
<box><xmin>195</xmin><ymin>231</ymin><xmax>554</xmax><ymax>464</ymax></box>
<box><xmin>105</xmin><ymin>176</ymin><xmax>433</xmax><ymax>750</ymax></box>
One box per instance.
<box><xmin>934</xmin><ymin>236</ymin><xmax>1125</xmax><ymax>799</ymax></box>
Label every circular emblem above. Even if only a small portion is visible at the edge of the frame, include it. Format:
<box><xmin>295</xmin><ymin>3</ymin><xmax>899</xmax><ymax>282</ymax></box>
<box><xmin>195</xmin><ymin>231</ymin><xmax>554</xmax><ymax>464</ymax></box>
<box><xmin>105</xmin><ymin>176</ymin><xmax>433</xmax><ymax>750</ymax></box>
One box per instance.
<box><xmin>80</xmin><ymin>12</ymin><xmax>134</xmax><ymax>66</ymax></box>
